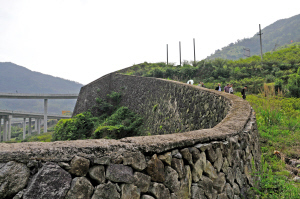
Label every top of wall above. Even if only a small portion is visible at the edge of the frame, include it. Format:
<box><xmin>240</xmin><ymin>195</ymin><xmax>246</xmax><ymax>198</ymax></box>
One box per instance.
<box><xmin>0</xmin><ymin>75</ymin><xmax>251</xmax><ymax>163</ymax></box>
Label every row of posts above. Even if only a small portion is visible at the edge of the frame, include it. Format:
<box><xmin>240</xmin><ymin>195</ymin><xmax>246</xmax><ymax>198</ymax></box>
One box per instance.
<box><xmin>0</xmin><ymin>116</ymin><xmax>45</xmax><ymax>142</ymax></box>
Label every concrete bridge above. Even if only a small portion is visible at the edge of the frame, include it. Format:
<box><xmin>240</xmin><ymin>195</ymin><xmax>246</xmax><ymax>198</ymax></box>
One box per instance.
<box><xmin>0</xmin><ymin>93</ymin><xmax>78</xmax><ymax>142</ymax></box>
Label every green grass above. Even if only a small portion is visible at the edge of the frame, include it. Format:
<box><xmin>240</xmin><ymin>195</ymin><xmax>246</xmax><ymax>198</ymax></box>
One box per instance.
<box><xmin>239</xmin><ymin>91</ymin><xmax>300</xmax><ymax>198</ymax></box>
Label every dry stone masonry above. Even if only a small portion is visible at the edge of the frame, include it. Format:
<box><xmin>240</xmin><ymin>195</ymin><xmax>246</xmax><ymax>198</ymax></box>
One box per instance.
<box><xmin>0</xmin><ymin>73</ymin><xmax>261</xmax><ymax>199</ymax></box>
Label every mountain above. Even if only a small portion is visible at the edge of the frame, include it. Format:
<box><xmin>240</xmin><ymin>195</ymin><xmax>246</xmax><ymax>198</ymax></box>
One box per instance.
<box><xmin>0</xmin><ymin>62</ymin><xmax>83</xmax><ymax>114</ymax></box>
<box><xmin>206</xmin><ymin>14</ymin><xmax>300</xmax><ymax>60</ymax></box>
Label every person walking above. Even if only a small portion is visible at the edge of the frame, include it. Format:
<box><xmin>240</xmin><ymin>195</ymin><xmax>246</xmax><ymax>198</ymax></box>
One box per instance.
<box><xmin>229</xmin><ymin>84</ymin><xmax>234</xmax><ymax>94</ymax></box>
<box><xmin>201</xmin><ymin>82</ymin><xmax>205</xmax><ymax>88</ymax></box>
<box><xmin>215</xmin><ymin>83</ymin><xmax>221</xmax><ymax>91</ymax></box>
<box><xmin>187</xmin><ymin>80</ymin><xmax>194</xmax><ymax>85</ymax></box>
<box><xmin>241</xmin><ymin>86</ymin><xmax>247</xmax><ymax>99</ymax></box>
<box><xmin>197</xmin><ymin>82</ymin><xmax>202</xmax><ymax>87</ymax></box>
<box><xmin>224</xmin><ymin>84</ymin><xmax>230</xmax><ymax>93</ymax></box>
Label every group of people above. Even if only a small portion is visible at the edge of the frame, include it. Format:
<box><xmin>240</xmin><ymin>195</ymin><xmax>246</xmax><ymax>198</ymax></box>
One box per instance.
<box><xmin>187</xmin><ymin>80</ymin><xmax>247</xmax><ymax>99</ymax></box>
<box><xmin>215</xmin><ymin>83</ymin><xmax>248</xmax><ymax>99</ymax></box>
<box><xmin>215</xmin><ymin>83</ymin><xmax>234</xmax><ymax>94</ymax></box>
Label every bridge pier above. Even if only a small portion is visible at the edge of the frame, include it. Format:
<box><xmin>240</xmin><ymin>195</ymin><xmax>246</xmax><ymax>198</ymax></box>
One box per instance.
<box><xmin>8</xmin><ymin>115</ymin><xmax>12</xmax><ymax>140</ymax></box>
<box><xmin>3</xmin><ymin>117</ymin><xmax>7</xmax><ymax>142</ymax></box>
<box><xmin>44</xmin><ymin>99</ymin><xmax>48</xmax><ymax>133</ymax></box>
<box><xmin>37</xmin><ymin>118</ymin><xmax>41</xmax><ymax>134</ymax></box>
<box><xmin>29</xmin><ymin>117</ymin><xmax>32</xmax><ymax>136</ymax></box>
<box><xmin>23</xmin><ymin>118</ymin><xmax>26</xmax><ymax>139</ymax></box>
<box><xmin>0</xmin><ymin>116</ymin><xmax>2</xmax><ymax>142</ymax></box>
<box><xmin>34</xmin><ymin>118</ymin><xmax>37</xmax><ymax>132</ymax></box>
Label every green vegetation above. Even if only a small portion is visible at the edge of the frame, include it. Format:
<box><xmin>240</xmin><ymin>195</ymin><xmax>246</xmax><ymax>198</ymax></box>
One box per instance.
<box><xmin>206</xmin><ymin>14</ymin><xmax>300</xmax><ymax>60</ymax></box>
<box><xmin>52</xmin><ymin>91</ymin><xmax>143</xmax><ymax>141</ymax></box>
<box><xmin>242</xmin><ymin>89</ymin><xmax>300</xmax><ymax>198</ymax></box>
<box><xmin>121</xmin><ymin>44</ymin><xmax>300</xmax><ymax>97</ymax></box>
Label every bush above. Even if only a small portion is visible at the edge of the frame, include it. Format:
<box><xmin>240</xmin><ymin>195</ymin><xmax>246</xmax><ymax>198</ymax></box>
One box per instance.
<box><xmin>52</xmin><ymin>91</ymin><xmax>143</xmax><ymax>141</ymax></box>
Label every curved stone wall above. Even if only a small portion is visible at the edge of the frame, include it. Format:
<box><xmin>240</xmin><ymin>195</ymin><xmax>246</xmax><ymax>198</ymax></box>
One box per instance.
<box><xmin>0</xmin><ymin>73</ymin><xmax>261</xmax><ymax>199</ymax></box>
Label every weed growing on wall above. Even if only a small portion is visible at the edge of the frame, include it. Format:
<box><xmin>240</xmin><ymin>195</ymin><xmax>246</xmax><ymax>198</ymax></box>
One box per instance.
<box><xmin>52</xmin><ymin>91</ymin><xmax>143</xmax><ymax>141</ymax></box>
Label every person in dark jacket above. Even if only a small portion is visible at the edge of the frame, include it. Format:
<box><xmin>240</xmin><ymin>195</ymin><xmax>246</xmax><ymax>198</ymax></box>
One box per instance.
<box><xmin>241</xmin><ymin>86</ymin><xmax>247</xmax><ymax>99</ymax></box>
<box><xmin>215</xmin><ymin>83</ymin><xmax>221</xmax><ymax>91</ymax></box>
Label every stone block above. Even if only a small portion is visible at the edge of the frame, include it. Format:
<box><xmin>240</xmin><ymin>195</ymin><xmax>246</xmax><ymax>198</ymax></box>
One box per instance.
<box><xmin>106</xmin><ymin>164</ymin><xmax>134</xmax><ymax>183</ymax></box>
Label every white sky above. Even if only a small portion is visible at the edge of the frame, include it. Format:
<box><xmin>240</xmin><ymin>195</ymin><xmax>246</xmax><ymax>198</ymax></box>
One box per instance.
<box><xmin>0</xmin><ymin>0</ymin><xmax>299</xmax><ymax>85</ymax></box>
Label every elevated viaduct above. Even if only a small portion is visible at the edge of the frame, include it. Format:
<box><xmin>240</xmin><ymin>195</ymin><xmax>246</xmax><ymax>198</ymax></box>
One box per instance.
<box><xmin>0</xmin><ymin>93</ymin><xmax>78</xmax><ymax>141</ymax></box>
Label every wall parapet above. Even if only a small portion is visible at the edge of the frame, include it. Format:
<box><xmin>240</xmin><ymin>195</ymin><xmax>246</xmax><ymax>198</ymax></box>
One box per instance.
<box><xmin>0</xmin><ymin>73</ymin><xmax>261</xmax><ymax>199</ymax></box>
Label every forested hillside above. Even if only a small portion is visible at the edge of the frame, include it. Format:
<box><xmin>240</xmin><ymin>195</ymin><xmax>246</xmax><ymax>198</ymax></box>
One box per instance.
<box><xmin>0</xmin><ymin>62</ymin><xmax>83</xmax><ymax>114</ymax></box>
<box><xmin>206</xmin><ymin>14</ymin><xmax>300</xmax><ymax>60</ymax></box>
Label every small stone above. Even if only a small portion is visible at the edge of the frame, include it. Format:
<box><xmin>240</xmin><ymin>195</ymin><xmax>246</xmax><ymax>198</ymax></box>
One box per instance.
<box><xmin>189</xmin><ymin>147</ymin><xmax>202</xmax><ymax>163</ymax></box>
<box><xmin>181</xmin><ymin>148</ymin><xmax>193</xmax><ymax>165</ymax></box>
<box><xmin>235</xmin><ymin>168</ymin><xmax>244</xmax><ymax>187</ymax></box>
<box><xmin>227</xmin><ymin>167</ymin><xmax>235</xmax><ymax>186</ymax></box>
<box><xmin>121</xmin><ymin>184</ymin><xmax>140</xmax><ymax>199</ymax></box>
<box><xmin>164</xmin><ymin>166</ymin><xmax>180</xmax><ymax>193</ymax></box>
<box><xmin>23</xmin><ymin>162</ymin><xmax>71</xmax><ymax>199</ymax></box>
<box><xmin>27</xmin><ymin>160</ymin><xmax>38</xmax><ymax>168</ymax></box>
<box><xmin>170</xmin><ymin>193</ymin><xmax>178</xmax><ymax>199</ymax></box>
<box><xmin>206</xmin><ymin>146</ymin><xmax>217</xmax><ymax>163</ymax></box>
<box><xmin>244</xmin><ymin>163</ymin><xmax>253</xmax><ymax>186</ymax></box>
<box><xmin>225</xmin><ymin>183</ymin><xmax>234</xmax><ymax>199</ymax></box>
<box><xmin>234</xmin><ymin>195</ymin><xmax>241</xmax><ymax>199</ymax></box>
<box><xmin>293</xmin><ymin>176</ymin><xmax>300</xmax><ymax>183</ymax></box>
<box><xmin>221</xmin><ymin>158</ymin><xmax>229</xmax><ymax>175</ymax></box>
<box><xmin>89</xmin><ymin>165</ymin><xmax>105</xmax><ymax>184</ymax></box>
<box><xmin>133</xmin><ymin>172</ymin><xmax>151</xmax><ymax>193</ymax></box>
<box><xmin>232</xmin><ymin>183</ymin><xmax>240</xmax><ymax>195</ymax></box>
<box><xmin>146</xmin><ymin>154</ymin><xmax>165</xmax><ymax>183</ymax></box>
<box><xmin>192</xmin><ymin>152</ymin><xmax>206</xmax><ymax>182</ymax></box>
<box><xmin>195</xmin><ymin>143</ymin><xmax>211</xmax><ymax>152</ymax></box>
<box><xmin>65</xmin><ymin>177</ymin><xmax>94</xmax><ymax>199</ymax></box>
<box><xmin>177</xmin><ymin>165</ymin><xmax>192</xmax><ymax>199</ymax></box>
<box><xmin>171</xmin><ymin>158</ymin><xmax>185</xmax><ymax>179</ymax></box>
<box><xmin>212</xmin><ymin>173</ymin><xmax>226</xmax><ymax>194</ymax></box>
<box><xmin>203</xmin><ymin>160</ymin><xmax>218</xmax><ymax>180</ymax></box>
<box><xmin>217</xmin><ymin>193</ymin><xmax>228</xmax><ymax>199</ymax></box>
<box><xmin>174</xmin><ymin>153</ymin><xmax>183</xmax><ymax>159</ymax></box>
<box><xmin>158</xmin><ymin>152</ymin><xmax>172</xmax><ymax>166</ymax></box>
<box><xmin>198</xmin><ymin>176</ymin><xmax>213</xmax><ymax>199</ymax></box>
<box><xmin>58</xmin><ymin>162</ymin><xmax>71</xmax><ymax>170</ymax></box>
<box><xmin>94</xmin><ymin>156</ymin><xmax>111</xmax><ymax>165</ymax></box>
<box><xmin>69</xmin><ymin>156</ymin><xmax>90</xmax><ymax>177</ymax></box>
<box><xmin>0</xmin><ymin>161</ymin><xmax>30</xmax><ymax>199</ymax></box>
<box><xmin>172</xmin><ymin>149</ymin><xmax>179</xmax><ymax>156</ymax></box>
<box><xmin>12</xmin><ymin>190</ymin><xmax>26</xmax><ymax>199</ymax></box>
<box><xmin>122</xmin><ymin>151</ymin><xmax>147</xmax><ymax>171</ymax></box>
<box><xmin>92</xmin><ymin>181</ymin><xmax>120</xmax><ymax>199</ymax></box>
<box><xmin>191</xmin><ymin>185</ymin><xmax>205</xmax><ymax>199</ymax></box>
<box><xmin>214</xmin><ymin>148</ymin><xmax>223</xmax><ymax>172</ymax></box>
<box><xmin>149</xmin><ymin>182</ymin><xmax>171</xmax><ymax>199</ymax></box>
<box><xmin>106</xmin><ymin>164</ymin><xmax>134</xmax><ymax>183</ymax></box>
<box><xmin>141</xmin><ymin>195</ymin><xmax>155</xmax><ymax>199</ymax></box>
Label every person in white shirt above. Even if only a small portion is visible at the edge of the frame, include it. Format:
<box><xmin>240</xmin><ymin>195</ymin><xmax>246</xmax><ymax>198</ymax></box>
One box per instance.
<box><xmin>187</xmin><ymin>80</ymin><xmax>194</xmax><ymax>85</ymax></box>
<box><xmin>229</xmin><ymin>84</ymin><xmax>234</xmax><ymax>94</ymax></box>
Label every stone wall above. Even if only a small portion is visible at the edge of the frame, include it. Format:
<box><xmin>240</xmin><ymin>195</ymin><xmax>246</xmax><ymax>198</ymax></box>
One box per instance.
<box><xmin>0</xmin><ymin>73</ymin><xmax>261</xmax><ymax>199</ymax></box>
<box><xmin>74</xmin><ymin>73</ymin><xmax>230</xmax><ymax>135</ymax></box>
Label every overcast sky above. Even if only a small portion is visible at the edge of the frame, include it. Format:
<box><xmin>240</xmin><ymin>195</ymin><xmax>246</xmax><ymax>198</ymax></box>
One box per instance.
<box><xmin>0</xmin><ymin>0</ymin><xmax>299</xmax><ymax>85</ymax></box>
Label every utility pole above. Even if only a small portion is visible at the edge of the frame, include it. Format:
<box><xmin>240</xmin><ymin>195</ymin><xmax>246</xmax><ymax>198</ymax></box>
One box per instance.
<box><xmin>258</xmin><ymin>24</ymin><xmax>263</xmax><ymax>62</ymax></box>
<box><xmin>166</xmin><ymin>44</ymin><xmax>168</xmax><ymax>65</ymax></box>
<box><xmin>193</xmin><ymin>38</ymin><xmax>196</xmax><ymax>65</ymax></box>
<box><xmin>179</xmin><ymin>41</ymin><xmax>181</xmax><ymax>66</ymax></box>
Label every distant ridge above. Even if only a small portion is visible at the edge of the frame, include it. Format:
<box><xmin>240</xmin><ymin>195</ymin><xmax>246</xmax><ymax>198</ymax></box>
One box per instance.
<box><xmin>0</xmin><ymin>62</ymin><xmax>83</xmax><ymax>114</ymax></box>
<box><xmin>206</xmin><ymin>14</ymin><xmax>300</xmax><ymax>60</ymax></box>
